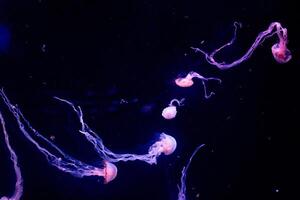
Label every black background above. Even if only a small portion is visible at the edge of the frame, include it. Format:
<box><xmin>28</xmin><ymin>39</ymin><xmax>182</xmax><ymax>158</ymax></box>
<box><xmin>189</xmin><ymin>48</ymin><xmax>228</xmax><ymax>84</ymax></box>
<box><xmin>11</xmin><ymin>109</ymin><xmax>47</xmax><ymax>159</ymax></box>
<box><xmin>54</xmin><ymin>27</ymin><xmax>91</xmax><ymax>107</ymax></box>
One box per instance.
<box><xmin>0</xmin><ymin>0</ymin><xmax>298</xmax><ymax>200</ymax></box>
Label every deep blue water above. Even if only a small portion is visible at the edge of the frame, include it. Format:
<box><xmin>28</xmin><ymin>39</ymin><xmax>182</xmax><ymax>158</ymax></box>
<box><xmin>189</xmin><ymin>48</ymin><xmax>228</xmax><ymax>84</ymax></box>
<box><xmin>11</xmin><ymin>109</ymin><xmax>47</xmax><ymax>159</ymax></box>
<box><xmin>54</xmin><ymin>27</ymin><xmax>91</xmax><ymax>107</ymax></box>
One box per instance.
<box><xmin>0</xmin><ymin>0</ymin><xmax>298</xmax><ymax>200</ymax></box>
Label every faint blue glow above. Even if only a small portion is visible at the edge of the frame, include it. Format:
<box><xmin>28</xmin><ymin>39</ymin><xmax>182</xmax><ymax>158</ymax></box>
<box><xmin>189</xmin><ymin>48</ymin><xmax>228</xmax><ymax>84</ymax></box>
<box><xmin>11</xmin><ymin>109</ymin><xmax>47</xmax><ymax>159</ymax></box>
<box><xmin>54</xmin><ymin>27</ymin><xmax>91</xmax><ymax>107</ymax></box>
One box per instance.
<box><xmin>0</xmin><ymin>25</ymin><xmax>11</xmax><ymax>53</ymax></box>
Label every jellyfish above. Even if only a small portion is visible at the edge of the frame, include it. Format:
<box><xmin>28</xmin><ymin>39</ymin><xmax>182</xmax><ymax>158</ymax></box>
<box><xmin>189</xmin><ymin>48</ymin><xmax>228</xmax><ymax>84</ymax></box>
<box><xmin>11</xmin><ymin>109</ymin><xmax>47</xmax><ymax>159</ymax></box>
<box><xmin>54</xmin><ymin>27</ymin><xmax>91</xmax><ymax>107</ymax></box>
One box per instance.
<box><xmin>0</xmin><ymin>89</ymin><xmax>117</xmax><ymax>183</ymax></box>
<box><xmin>191</xmin><ymin>22</ymin><xmax>291</xmax><ymax>70</ymax></box>
<box><xmin>271</xmin><ymin>26</ymin><xmax>292</xmax><ymax>64</ymax></box>
<box><xmin>177</xmin><ymin>144</ymin><xmax>206</xmax><ymax>200</ymax></box>
<box><xmin>53</xmin><ymin>96</ymin><xmax>177</xmax><ymax>164</ymax></box>
<box><xmin>162</xmin><ymin>98</ymin><xmax>185</xmax><ymax>120</ymax></box>
<box><xmin>175</xmin><ymin>71</ymin><xmax>222</xmax><ymax>99</ymax></box>
<box><xmin>0</xmin><ymin>111</ymin><xmax>23</xmax><ymax>200</ymax></box>
<box><xmin>93</xmin><ymin>161</ymin><xmax>118</xmax><ymax>184</ymax></box>
<box><xmin>0</xmin><ymin>89</ymin><xmax>176</xmax><ymax>177</ymax></box>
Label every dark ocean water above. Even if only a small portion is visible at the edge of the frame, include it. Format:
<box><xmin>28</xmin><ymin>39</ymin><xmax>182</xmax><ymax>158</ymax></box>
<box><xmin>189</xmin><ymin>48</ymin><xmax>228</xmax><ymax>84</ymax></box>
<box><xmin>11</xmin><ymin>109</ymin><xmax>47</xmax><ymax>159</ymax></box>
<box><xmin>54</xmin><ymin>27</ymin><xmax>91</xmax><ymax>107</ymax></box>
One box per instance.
<box><xmin>0</xmin><ymin>0</ymin><xmax>298</xmax><ymax>200</ymax></box>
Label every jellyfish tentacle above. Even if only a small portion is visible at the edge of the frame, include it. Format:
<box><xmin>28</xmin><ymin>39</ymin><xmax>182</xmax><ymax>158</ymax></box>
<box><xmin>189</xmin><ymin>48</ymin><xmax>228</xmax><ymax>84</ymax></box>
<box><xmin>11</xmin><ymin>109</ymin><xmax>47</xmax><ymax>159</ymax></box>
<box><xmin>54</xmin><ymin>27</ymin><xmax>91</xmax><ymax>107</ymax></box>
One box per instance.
<box><xmin>178</xmin><ymin>144</ymin><xmax>206</xmax><ymax>200</ymax></box>
<box><xmin>191</xmin><ymin>22</ymin><xmax>291</xmax><ymax>69</ymax></box>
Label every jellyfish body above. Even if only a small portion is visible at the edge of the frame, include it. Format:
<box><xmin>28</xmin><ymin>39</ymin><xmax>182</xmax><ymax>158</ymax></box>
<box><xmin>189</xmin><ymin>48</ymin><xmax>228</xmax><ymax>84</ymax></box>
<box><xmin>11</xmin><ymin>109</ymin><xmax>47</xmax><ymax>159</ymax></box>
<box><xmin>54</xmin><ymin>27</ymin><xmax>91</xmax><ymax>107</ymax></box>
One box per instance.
<box><xmin>162</xmin><ymin>98</ymin><xmax>184</xmax><ymax>120</ymax></box>
<box><xmin>191</xmin><ymin>22</ymin><xmax>291</xmax><ymax>69</ymax></box>
<box><xmin>175</xmin><ymin>71</ymin><xmax>222</xmax><ymax>99</ymax></box>
<box><xmin>271</xmin><ymin>25</ymin><xmax>292</xmax><ymax>63</ymax></box>
<box><xmin>90</xmin><ymin>161</ymin><xmax>118</xmax><ymax>183</ymax></box>
<box><xmin>148</xmin><ymin>133</ymin><xmax>177</xmax><ymax>156</ymax></box>
<box><xmin>175</xmin><ymin>73</ymin><xmax>194</xmax><ymax>87</ymax></box>
<box><xmin>103</xmin><ymin>161</ymin><xmax>118</xmax><ymax>183</ymax></box>
<box><xmin>162</xmin><ymin>106</ymin><xmax>177</xmax><ymax>119</ymax></box>
<box><xmin>271</xmin><ymin>43</ymin><xmax>292</xmax><ymax>63</ymax></box>
<box><xmin>160</xmin><ymin>133</ymin><xmax>177</xmax><ymax>155</ymax></box>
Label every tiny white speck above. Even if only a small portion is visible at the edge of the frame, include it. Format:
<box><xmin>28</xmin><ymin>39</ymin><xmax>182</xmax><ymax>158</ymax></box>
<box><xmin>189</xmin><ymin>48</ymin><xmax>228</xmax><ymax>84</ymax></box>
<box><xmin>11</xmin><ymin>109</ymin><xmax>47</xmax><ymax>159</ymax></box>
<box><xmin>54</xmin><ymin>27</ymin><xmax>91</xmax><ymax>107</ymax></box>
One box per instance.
<box><xmin>41</xmin><ymin>44</ymin><xmax>46</xmax><ymax>52</ymax></box>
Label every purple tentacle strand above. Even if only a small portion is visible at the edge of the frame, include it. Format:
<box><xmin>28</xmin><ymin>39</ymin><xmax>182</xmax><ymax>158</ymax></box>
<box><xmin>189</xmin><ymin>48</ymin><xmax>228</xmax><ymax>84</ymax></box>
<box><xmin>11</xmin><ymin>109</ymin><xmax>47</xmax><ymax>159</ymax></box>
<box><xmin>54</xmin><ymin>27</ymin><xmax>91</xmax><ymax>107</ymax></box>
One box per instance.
<box><xmin>191</xmin><ymin>22</ymin><xmax>291</xmax><ymax>70</ymax></box>
<box><xmin>0</xmin><ymin>111</ymin><xmax>23</xmax><ymax>200</ymax></box>
<box><xmin>178</xmin><ymin>144</ymin><xmax>205</xmax><ymax>200</ymax></box>
<box><xmin>53</xmin><ymin>97</ymin><xmax>177</xmax><ymax>165</ymax></box>
<box><xmin>0</xmin><ymin>89</ymin><xmax>117</xmax><ymax>184</ymax></box>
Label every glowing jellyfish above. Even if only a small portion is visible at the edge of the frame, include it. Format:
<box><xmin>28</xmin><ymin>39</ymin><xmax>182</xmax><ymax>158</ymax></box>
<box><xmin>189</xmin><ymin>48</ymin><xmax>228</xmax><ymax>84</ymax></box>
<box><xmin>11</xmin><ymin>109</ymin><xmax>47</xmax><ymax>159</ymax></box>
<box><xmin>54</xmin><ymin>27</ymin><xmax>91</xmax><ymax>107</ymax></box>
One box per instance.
<box><xmin>175</xmin><ymin>71</ymin><xmax>222</xmax><ymax>99</ymax></box>
<box><xmin>53</xmin><ymin>96</ymin><xmax>177</xmax><ymax>164</ymax></box>
<box><xmin>0</xmin><ymin>89</ymin><xmax>117</xmax><ymax>183</ymax></box>
<box><xmin>91</xmin><ymin>161</ymin><xmax>118</xmax><ymax>184</ymax></box>
<box><xmin>271</xmin><ymin>28</ymin><xmax>292</xmax><ymax>64</ymax></box>
<box><xmin>191</xmin><ymin>22</ymin><xmax>291</xmax><ymax>70</ymax></box>
<box><xmin>0</xmin><ymin>111</ymin><xmax>23</xmax><ymax>200</ymax></box>
<box><xmin>177</xmin><ymin>144</ymin><xmax>206</xmax><ymax>200</ymax></box>
<box><xmin>148</xmin><ymin>133</ymin><xmax>177</xmax><ymax>156</ymax></box>
<box><xmin>162</xmin><ymin>98</ymin><xmax>185</xmax><ymax>120</ymax></box>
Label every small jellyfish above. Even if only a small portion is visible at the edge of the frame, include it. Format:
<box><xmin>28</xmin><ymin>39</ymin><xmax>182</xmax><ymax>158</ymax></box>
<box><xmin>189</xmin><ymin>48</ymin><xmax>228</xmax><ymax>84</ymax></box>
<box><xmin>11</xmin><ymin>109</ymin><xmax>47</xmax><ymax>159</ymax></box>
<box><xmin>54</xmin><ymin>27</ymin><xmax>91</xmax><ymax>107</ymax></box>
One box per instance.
<box><xmin>103</xmin><ymin>161</ymin><xmax>118</xmax><ymax>183</ymax></box>
<box><xmin>89</xmin><ymin>161</ymin><xmax>117</xmax><ymax>183</ymax></box>
<box><xmin>272</xmin><ymin>44</ymin><xmax>291</xmax><ymax>63</ymax></box>
<box><xmin>162</xmin><ymin>98</ymin><xmax>185</xmax><ymax>120</ymax></box>
<box><xmin>271</xmin><ymin>38</ymin><xmax>291</xmax><ymax>63</ymax></box>
<box><xmin>159</xmin><ymin>133</ymin><xmax>177</xmax><ymax>155</ymax></box>
<box><xmin>148</xmin><ymin>133</ymin><xmax>177</xmax><ymax>157</ymax></box>
<box><xmin>175</xmin><ymin>73</ymin><xmax>195</xmax><ymax>87</ymax></box>
<box><xmin>175</xmin><ymin>71</ymin><xmax>221</xmax><ymax>99</ymax></box>
<box><xmin>271</xmin><ymin>24</ymin><xmax>292</xmax><ymax>63</ymax></box>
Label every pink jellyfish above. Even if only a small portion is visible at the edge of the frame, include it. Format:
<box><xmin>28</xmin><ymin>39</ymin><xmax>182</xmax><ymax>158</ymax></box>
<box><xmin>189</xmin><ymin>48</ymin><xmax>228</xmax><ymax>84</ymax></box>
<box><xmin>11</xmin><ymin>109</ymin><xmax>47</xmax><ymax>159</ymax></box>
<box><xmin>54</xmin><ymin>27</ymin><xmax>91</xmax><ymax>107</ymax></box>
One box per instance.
<box><xmin>91</xmin><ymin>161</ymin><xmax>118</xmax><ymax>184</ymax></box>
<box><xmin>148</xmin><ymin>133</ymin><xmax>177</xmax><ymax>156</ymax></box>
<box><xmin>0</xmin><ymin>111</ymin><xmax>23</xmax><ymax>200</ymax></box>
<box><xmin>175</xmin><ymin>71</ymin><xmax>222</xmax><ymax>99</ymax></box>
<box><xmin>0</xmin><ymin>89</ymin><xmax>118</xmax><ymax>184</ymax></box>
<box><xmin>162</xmin><ymin>98</ymin><xmax>185</xmax><ymax>120</ymax></box>
<box><xmin>271</xmin><ymin>25</ymin><xmax>292</xmax><ymax>63</ymax></box>
<box><xmin>191</xmin><ymin>22</ymin><xmax>291</xmax><ymax>70</ymax></box>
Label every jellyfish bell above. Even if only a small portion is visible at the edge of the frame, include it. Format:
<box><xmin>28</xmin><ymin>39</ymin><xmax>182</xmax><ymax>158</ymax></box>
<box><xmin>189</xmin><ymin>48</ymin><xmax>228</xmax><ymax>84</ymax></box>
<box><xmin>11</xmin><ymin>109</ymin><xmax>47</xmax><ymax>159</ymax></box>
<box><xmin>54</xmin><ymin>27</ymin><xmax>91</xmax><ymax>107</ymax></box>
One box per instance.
<box><xmin>175</xmin><ymin>77</ymin><xmax>194</xmax><ymax>88</ymax></box>
<box><xmin>103</xmin><ymin>161</ymin><xmax>118</xmax><ymax>184</ymax></box>
<box><xmin>159</xmin><ymin>133</ymin><xmax>177</xmax><ymax>155</ymax></box>
<box><xmin>0</xmin><ymin>197</ymin><xmax>9</xmax><ymax>200</ymax></box>
<box><xmin>162</xmin><ymin>106</ymin><xmax>177</xmax><ymax>120</ymax></box>
<box><xmin>271</xmin><ymin>43</ymin><xmax>292</xmax><ymax>63</ymax></box>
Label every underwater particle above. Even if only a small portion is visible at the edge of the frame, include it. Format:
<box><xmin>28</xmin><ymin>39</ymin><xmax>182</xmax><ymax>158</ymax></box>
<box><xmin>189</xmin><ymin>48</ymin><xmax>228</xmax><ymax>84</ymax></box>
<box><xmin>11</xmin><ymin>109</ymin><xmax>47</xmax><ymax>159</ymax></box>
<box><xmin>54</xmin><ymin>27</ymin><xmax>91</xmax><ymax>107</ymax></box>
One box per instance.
<box><xmin>162</xmin><ymin>98</ymin><xmax>184</xmax><ymax>120</ymax></box>
<box><xmin>120</xmin><ymin>99</ymin><xmax>128</xmax><ymax>104</ymax></box>
<box><xmin>272</xmin><ymin>186</ymin><xmax>280</xmax><ymax>193</ymax></box>
<box><xmin>191</xmin><ymin>22</ymin><xmax>291</xmax><ymax>69</ymax></box>
<box><xmin>41</xmin><ymin>43</ymin><xmax>46</xmax><ymax>53</ymax></box>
